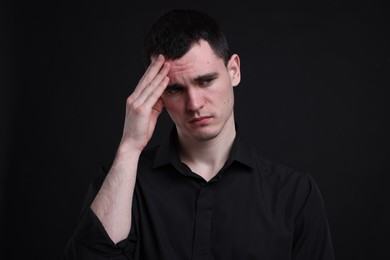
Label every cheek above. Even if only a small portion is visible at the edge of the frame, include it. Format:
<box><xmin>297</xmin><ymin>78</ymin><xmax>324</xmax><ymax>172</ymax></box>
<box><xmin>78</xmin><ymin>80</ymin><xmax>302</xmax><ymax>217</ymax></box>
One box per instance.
<box><xmin>161</xmin><ymin>97</ymin><xmax>181</xmax><ymax>115</ymax></box>
<box><xmin>221</xmin><ymin>87</ymin><xmax>234</xmax><ymax>104</ymax></box>
<box><xmin>161</xmin><ymin>94</ymin><xmax>173</xmax><ymax>106</ymax></box>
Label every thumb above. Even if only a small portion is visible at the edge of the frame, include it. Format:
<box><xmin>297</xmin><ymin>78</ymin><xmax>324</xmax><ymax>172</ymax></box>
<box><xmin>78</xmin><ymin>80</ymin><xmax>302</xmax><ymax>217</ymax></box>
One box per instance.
<box><xmin>152</xmin><ymin>98</ymin><xmax>165</xmax><ymax>116</ymax></box>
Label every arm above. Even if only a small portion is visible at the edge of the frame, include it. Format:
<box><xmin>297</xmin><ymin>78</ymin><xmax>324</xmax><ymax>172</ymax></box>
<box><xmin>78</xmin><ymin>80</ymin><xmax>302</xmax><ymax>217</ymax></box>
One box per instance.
<box><xmin>64</xmin><ymin>55</ymin><xmax>171</xmax><ymax>260</ymax></box>
<box><xmin>91</xmin><ymin>54</ymin><xmax>170</xmax><ymax>244</ymax></box>
<box><xmin>292</xmin><ymin>174</ymin><xmax>335</xmax><ymax>260</ymax></box>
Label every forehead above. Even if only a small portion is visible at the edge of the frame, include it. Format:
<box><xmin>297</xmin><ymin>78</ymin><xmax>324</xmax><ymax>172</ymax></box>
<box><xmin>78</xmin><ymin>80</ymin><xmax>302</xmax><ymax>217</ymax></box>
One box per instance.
<box><xmin>166</xmin><ymin>40</ymin><xmax>225</xmax><ymax>79</ymax></box>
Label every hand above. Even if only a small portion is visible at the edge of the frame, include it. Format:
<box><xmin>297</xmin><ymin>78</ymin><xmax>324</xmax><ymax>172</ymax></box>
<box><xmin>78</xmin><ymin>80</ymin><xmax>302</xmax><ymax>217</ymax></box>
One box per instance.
<box><xmin>119</xmin><ymin>54</ymin><xmax>170</xmax><ymax>152</ymax></box>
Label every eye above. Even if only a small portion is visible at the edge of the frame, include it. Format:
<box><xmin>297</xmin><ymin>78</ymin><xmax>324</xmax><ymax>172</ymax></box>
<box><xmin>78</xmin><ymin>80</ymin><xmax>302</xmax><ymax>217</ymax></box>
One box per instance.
<box><xmin>202</xmin><ymin>79</ymin><xmax>213</xmax><ymax>85</ymax></box>
<box><xmin>165</xmin><ymin>86</ymin><xmax>183</xmax><ymax>94</ymax></box>
<box><xmin>199</xmin><ymin>77</ymin><xmax>215</xmax><ymax>87</ymax></box>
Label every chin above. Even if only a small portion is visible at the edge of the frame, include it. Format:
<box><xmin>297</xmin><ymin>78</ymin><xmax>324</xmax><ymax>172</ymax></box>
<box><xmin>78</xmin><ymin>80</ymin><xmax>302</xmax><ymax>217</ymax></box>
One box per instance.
<box><xmin>192</xmin><ymin>134</ymin><xmax>218</xmax><ymax>142</ymax></box>
<box><xmin>189</xmin><ymin>127</ymin><xmax>221</xmax><ymax>142</ymax></box>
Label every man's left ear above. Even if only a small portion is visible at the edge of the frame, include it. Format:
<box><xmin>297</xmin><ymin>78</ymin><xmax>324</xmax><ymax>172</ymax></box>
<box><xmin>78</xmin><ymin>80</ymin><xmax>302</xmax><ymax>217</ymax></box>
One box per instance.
<box><xmin>228</xmin><ymin>54</ymin><xmax>241</xmax><ymax>87</ymax></box>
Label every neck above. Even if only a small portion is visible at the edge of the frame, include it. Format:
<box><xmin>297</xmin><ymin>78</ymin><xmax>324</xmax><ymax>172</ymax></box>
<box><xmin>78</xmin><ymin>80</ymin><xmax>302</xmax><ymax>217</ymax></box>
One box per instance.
<box><xmin>177</xmin><ymin>117</ymin><xmax>236</xmax><ymax>181</ymax></box>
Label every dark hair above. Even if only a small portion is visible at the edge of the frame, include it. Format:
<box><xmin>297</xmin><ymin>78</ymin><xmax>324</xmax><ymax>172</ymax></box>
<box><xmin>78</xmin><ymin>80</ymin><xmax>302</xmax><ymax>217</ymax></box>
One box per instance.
<box><xmin>143</xmin><ymin>9</ymin><xmax>230</xmax><ymax>67</ymax></box>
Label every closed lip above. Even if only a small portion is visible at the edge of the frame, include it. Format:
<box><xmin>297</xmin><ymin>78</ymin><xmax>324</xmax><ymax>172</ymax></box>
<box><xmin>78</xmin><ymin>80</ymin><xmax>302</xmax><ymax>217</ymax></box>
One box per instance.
<box><xmin>189</xmin><ymin>116</ymin><xmax>212</xmax><ymax>123</ymax></box>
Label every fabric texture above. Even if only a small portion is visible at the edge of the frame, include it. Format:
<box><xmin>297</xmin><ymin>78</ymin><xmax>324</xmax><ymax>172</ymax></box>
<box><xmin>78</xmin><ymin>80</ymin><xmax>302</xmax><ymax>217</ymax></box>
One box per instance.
<box><xmin>64</xmin><ymin>127</ymin><xmax>335</xmax><ymax>260</ymax></box>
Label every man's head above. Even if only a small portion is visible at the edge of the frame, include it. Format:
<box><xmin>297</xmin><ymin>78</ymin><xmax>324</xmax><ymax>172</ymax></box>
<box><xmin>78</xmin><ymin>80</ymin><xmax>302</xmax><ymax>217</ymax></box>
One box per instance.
<box><xmin>143</xmin><ymin>9</ymin><xmax>230</xmax><ymax>67</ymax></box>
<box><xmin>143</xmin><ymin>9</ymin><xmax>240</xmax><ymax>143</ymax></box>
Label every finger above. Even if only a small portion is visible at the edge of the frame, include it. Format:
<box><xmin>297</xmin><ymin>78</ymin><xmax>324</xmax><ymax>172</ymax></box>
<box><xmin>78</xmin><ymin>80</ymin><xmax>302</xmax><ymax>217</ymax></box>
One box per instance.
<box><xmin>134</xmin><ymin>62</ymin><xmax>170</xmax><ymax>107</ymax></box>
<box><xmin>152</xmin><ymin>97</ymin><xmax>164</xmax><ymax>116</ymax></box>
<box><xmin>143</xmin><ymin>76</ymin><xmax>170</xmax><ymax>109</ymax></box>
<box><xmin>132</xmin><ymin>54</ymin><xmax>166</xmax><ymax>99</ymax></box>
<box><xmin>145</xmin><ymin>97</ymin><xmax>165</xmax><ymax>141</ymax></box>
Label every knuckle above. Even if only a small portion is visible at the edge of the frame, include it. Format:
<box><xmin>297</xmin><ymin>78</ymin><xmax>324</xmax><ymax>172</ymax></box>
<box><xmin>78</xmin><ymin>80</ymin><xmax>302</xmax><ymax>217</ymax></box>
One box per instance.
<box><xmin>145</xmin><ymin>81</ymin><xmax>153</xmax><ymax>90</ymax></box>
<box><xmin>133</xmin><ymin>105</ymin><xmax>147</xmax><ymax>115</ymax></box>
<box><xmin>126</xmin><ymin>96</ymin><xmax>135</xmax><ymax>107</ymax></box>
<box><xmin>130</xmin><ymin>101</ymin><xmax>140</xmax><ymax>111</ymax></box>
<box><xmin>141</xmin><ymin>75</ymin><xmax>151</xmax><ymax>85</ymax></box>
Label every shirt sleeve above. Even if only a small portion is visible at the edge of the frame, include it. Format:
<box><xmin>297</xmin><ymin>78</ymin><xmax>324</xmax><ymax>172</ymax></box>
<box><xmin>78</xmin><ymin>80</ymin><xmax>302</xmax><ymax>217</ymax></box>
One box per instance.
<box><xmin>63</xmin><ymin>166</ymin><xmax>137</xmax><ymax>260</ymax></box>
<box><xmin>291</xmin><ymin>173</ymin><xmax>335</xmax><ymax>260</ymax></box>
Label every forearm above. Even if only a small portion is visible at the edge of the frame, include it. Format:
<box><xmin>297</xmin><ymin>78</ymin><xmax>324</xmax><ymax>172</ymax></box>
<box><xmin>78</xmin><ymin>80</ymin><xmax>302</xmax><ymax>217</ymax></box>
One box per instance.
<box><xmin>90</xmin><ymin>143</ymin><xmax>141</xmax><ymax>244</ymax></box>
<box><xmin>88</xmin><ymin>55</ymin><xmax>169</xmax><ymax>245</ymax></box>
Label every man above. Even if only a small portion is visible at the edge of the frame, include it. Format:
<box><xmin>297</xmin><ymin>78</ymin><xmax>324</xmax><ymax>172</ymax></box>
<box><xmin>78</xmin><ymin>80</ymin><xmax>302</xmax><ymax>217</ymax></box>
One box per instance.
<box><xmin>64</xmin><ymin>8</ymin><xmax>335</xmax><ymax>260</ymax></box>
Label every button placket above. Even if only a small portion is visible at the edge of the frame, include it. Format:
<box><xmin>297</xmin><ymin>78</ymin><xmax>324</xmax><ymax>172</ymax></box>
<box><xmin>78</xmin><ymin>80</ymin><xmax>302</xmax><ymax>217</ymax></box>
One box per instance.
<box><xmin>192</xmin><ymin>183</ymin><xmax>214</xmax><ymax>260</ymax></box>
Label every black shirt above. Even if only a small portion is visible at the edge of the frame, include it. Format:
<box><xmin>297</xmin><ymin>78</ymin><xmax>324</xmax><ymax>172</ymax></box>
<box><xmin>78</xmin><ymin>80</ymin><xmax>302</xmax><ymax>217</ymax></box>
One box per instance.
<box><xmin>64</xmin><ymin>128</ymin><xmax>335</xmax><ymax>260</ymax></box>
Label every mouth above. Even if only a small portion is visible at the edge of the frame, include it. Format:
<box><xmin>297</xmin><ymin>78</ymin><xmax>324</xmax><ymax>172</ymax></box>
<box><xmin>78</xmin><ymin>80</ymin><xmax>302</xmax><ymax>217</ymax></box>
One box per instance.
<box><xmin>189</xmin><ymin>116</ymin><xmax>212</xmax><ymax>126</ymax></box>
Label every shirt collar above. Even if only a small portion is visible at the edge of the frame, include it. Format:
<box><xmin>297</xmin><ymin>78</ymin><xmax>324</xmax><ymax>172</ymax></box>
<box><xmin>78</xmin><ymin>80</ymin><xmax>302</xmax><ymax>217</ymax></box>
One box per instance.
<box><xmin>153</xmin><ymin>125</ymin><xmax>256</xmax><ymax>170</ymax></box>
<box><xmin>152</xmin><ymin>126</ymin><xmax>181</xmax><ymax>169</ymax></box>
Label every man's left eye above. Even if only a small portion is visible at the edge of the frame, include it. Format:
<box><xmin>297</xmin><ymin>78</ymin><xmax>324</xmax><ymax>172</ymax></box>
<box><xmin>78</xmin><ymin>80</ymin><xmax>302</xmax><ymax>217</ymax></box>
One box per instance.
<box><xmin>200</xmin><ymin>79</ymin><xmax>214</xmax><ymax>86</ymax></box>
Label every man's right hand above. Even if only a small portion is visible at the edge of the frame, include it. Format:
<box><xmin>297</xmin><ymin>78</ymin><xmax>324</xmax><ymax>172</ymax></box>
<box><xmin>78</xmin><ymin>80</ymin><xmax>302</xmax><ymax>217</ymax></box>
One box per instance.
<box><xmin>119</xmin><ymin>54</ymin><xmax>170</xmax><ymax>153</ymax></box>
<box><xmin>90</xmin><ymin>55</ymin><xmax>170</xmax><ymax>244</ymax></box>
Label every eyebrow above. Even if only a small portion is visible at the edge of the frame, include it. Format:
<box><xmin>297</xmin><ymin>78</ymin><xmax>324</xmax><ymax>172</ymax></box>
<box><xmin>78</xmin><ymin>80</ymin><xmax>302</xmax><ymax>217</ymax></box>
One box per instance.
<box><xmin>166</xmin><ymin>72</ymin><xmax>219</xmax><ymax>90</ymax></box>
<box><xmin>193</xmin><ymin>72</ymin><xmax>219</xmax><ymax>83</ymax></box>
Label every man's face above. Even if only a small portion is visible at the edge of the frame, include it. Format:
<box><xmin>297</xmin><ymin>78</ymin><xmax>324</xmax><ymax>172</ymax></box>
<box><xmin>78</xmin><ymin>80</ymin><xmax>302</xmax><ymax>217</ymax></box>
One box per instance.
<box><xmin>161</xmin><ymin>40</ymin><xmax>241</xmax><ymax>142</ymax></box>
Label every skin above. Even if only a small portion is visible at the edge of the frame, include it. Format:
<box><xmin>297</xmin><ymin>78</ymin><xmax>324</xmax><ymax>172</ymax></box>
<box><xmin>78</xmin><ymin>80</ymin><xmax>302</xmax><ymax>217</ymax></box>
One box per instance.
<box><xmin>162</xmin><ymin>40</ymin><xmax>240</xmax><ymax>143</ymax></box>
<box><xmin>91</xmin><ymin>39</ymin><xmax>241</xmax><ymax>243</ymax></box>
<box><xmin>162</xmin><ymin>40</ymin><xmax>241</xmax><ymax>180</ymax></box>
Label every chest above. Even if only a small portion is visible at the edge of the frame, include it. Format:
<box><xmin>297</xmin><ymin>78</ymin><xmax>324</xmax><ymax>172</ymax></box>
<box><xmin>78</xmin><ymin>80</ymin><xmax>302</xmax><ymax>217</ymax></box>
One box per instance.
<box><xmin>133</xmin><ymin>169</ymin><xmax>296</xmax><ymax>259</ymax></box>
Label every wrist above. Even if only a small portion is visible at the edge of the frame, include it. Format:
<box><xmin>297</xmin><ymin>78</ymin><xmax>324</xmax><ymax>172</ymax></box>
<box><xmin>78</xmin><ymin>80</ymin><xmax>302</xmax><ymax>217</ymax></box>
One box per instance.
<box><xmin>116</xmin><ymin>141</ymin><xmax>143</xmax><ymax>158</ymax></box>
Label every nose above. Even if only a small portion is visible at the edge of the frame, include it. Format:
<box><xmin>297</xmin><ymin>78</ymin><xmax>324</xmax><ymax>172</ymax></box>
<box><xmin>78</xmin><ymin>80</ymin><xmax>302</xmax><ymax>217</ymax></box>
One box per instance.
<box><xmin>186</xmin><ymin>88</ymin><xmax>204</xmax><ymax>111</ymax></box>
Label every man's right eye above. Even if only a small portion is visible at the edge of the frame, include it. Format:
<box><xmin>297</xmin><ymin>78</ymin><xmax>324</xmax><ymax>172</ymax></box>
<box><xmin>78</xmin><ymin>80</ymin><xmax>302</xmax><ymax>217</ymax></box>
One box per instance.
<box><xmin>165</xmin><ymin>86</ymin><xmax>183</xmax><ymax>94</ymax></box>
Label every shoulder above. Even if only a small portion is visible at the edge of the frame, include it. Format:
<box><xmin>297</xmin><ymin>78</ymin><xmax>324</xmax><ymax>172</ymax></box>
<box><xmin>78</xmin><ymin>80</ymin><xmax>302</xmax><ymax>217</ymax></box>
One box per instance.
<box><xmin>251</xmin><ymin>146</ymin><xmax>309</xmax><ymax>181</ymax></box>
<box><xmin>249</xmin><ymin>146</ymin><xmax>317</xmax><ymax>198</ymax></box>
<box><xmin>249</xmin><ymin>148</ymin><xmax>325</xmax><ymax>216</ymax></box>
<box><xmin>235</xmin><ymin>133</ymin><xmax>313</xmax><ymax>191</ymax></box>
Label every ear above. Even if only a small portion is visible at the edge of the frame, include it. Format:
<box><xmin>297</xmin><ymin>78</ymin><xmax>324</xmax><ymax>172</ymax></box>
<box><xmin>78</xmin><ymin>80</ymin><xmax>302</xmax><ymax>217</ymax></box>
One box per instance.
<box><xmin>227</xmin><ymin>54</ymin><xmax>241</xmax><ymax>87</ymax></box>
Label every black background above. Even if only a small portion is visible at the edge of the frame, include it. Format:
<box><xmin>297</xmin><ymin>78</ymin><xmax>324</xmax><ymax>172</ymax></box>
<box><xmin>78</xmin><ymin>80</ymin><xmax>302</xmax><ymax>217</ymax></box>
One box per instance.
<box><xmin>1</xmin><ymin>0</ymin><xmax>389</xmax><ymax>259</ymax></box>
